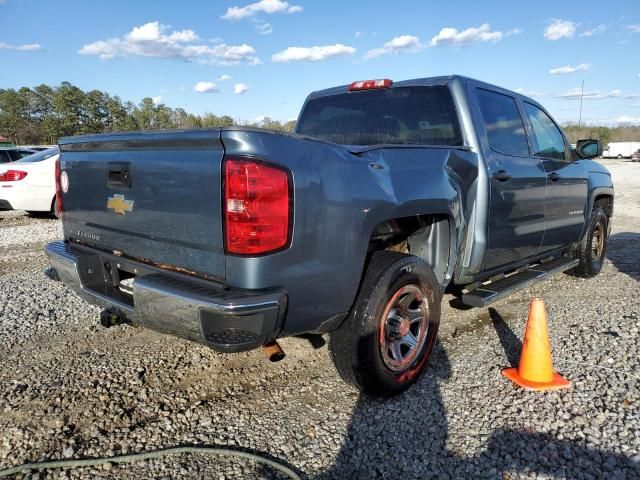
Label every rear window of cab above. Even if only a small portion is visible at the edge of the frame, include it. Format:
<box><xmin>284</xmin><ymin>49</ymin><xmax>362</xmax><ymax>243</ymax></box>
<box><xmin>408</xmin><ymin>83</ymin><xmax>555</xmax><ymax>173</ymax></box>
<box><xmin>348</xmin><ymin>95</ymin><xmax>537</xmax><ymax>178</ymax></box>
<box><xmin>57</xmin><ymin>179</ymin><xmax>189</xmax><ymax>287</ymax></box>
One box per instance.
<box><xmin>296</xmin><ymin>86</ymin><xmax>463</xmax><ymax>147</ymax></box>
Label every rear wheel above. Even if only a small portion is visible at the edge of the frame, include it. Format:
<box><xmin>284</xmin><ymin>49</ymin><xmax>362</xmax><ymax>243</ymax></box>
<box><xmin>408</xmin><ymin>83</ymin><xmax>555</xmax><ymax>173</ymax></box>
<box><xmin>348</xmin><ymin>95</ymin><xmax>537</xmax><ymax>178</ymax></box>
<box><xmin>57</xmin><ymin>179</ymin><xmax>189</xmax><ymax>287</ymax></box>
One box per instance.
<box><xmin>52</xmin><ymin>196</ymin><xmax>61</xmax><ymax>219</ymax></box>
<box><xmin>329</xmin><ymin>251</ymin><xmax>441</xmax><ymax>396</ymax></box>
<box><xmin>617</xmin><ymin>154</ymin><xmax>623</xmax><ymax>159</ymax></box>
<box><xmin>568</xmin><ymin>207</ymin><xmax>609</xmax><ymax>278</ymax></box>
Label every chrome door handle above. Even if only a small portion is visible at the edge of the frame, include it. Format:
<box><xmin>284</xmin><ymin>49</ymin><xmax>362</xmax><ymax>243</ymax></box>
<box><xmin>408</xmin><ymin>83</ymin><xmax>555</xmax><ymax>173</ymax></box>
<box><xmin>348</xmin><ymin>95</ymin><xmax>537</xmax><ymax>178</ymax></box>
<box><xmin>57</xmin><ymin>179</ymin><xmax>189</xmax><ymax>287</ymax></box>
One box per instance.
<box><xmin>492</xmin><ymin>170</ymin><xmax>511</xmax><ymax>182</ymax></box>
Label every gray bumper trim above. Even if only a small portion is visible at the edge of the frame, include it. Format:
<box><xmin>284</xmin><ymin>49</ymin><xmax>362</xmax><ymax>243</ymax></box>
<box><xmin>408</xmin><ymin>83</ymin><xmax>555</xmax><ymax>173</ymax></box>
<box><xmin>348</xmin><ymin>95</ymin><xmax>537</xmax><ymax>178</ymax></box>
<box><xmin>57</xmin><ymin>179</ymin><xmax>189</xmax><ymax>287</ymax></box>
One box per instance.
<box><xmin>44</xmin><ymin>241</ymin><xmax>287</xmax><ymax>352</ymax></box>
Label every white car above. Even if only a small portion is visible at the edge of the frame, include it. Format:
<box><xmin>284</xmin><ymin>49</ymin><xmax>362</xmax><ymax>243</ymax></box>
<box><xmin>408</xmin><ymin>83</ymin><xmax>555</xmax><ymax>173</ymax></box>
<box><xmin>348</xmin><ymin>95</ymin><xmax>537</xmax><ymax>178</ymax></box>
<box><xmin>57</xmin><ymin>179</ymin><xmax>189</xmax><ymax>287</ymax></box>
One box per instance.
<box><xmin>0</xmin><ymin>146</ymin><xmax>60</xmax><ymax>217</ymax></box>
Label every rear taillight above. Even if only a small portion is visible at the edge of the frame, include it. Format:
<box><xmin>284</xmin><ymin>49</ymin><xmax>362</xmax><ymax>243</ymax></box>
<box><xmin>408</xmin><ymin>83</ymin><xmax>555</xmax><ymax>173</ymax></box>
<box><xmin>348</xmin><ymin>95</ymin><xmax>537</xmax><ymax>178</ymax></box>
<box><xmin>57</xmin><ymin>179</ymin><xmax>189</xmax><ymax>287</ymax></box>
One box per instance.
<box><xmin>348</xmin><ymin>79</ymin><xmax>393</xmax><ymax>92</ymax></box>
<box><xmin>0</xmin><ymin>170</ymin><xmax>28</xmax><ymax>182</ymax></box>
<box><xmin>224</xmin><ymin>157</ymin><xmax>291</xmax><ymax>255</ymax></box>
<box><xmin>55</xmin><ymin>158</ymin><xmax>64</xmax><ymax>215</ymax></box>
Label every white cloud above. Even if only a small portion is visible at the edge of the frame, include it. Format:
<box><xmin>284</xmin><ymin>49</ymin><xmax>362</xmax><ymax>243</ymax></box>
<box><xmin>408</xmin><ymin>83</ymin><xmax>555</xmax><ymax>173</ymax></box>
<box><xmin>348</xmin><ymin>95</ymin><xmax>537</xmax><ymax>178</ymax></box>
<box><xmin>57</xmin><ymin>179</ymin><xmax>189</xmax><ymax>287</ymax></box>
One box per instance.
<box><xmin>355</xmin><ymin>31</ymin><xmax>364</xmax><ymax>38</ymax></box>
<box><xmin>218</xmin><ymin>74</ymin><xmax>232</xmax><ymax>81</ymax></box>
<box><xmin>364</xmin><ymin>35</ymin><xmax>423</xmax><ymax>60</ymax></box>
<box><xmin>234</xmin><ymin>83</ymin><xmax>249</xmax><ymax>95</ymax></box>
<box><xmin>222</xmin><ymin>0</ymin><xmax>302</xmax><ymax>20</ymax></box>
<box><xmin>514</xmin><ymin>88</ymin><xmax>545</xmax><ymax>97</ymax></box>
<box><xmin>79</xmin><ymin>21</ymin><xmax>259</xmax><ymax>65</ymax></box>
<box><xmin>554</xmin><ymin>88</ymin><xmax>640</xmax><ymax>100</ymax></box>
<box><xmin>194</xmin><ymin>81</ymin><xmax>218</xmax><ymax>93</ymax></box>
<box><xmin>614</xmin><ymin>115</ymin><xmax>640</xmax><ymax>124</ymax></box>
<box><xmin>272</xmin><ymin>44</ymin><xmax>356</xmax><ymax>62</ymax></box>
<box><xmin>580</xmin><ymin>24</ymin><xmax>607</xmax><ymax>37</ymax></box>
<box><xmin>505</xmin><ymin>28</ymin><xmax>523</xmax><ymax>37</ymax></box>
<box><xmin>544</xmin><ymin>19</ymin><xmax>577</xmax><ymax>40</ymax></box>
<box><xmin>549</xmin><ymin>63</ymin><xmax>591</xmax><ymax>75</ymax></box>
<box><xmin>152</xmin><ymin>96</ymin><xmax>163</xmax><ymax>104</ymax></box>
<box><xmin>0</xmin><ymin>42</ymin><xmax>43</xmax><ymax>51</ymax></box>
<box><xmin>430</xmin><ymin>23</ymin><xmax>504</xmax><ymax>47</ymax></box>
<box><xmin>253</xmin><ymin>19</ymin><xmax>273</xmax><ymax>35</ymax></box>
<box><xmin>627</xmin><ymin>24</ymin><xmax>640</xmax><ymax>33</ymax></box>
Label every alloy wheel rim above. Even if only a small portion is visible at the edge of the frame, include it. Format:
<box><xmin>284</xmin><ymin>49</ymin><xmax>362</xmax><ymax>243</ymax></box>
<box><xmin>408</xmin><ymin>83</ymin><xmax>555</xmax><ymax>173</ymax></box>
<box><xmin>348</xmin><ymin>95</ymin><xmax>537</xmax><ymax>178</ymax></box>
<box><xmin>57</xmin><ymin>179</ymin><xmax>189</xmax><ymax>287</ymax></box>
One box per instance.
<box><xmin>591</xmin><ymin>221</ymin><xmax>604</xmax><ymax>261</ymax></box>
<box><xmin>379</xmin><ymin>284</ymin><xmax>430</xmax><ymax>372</ymax></box>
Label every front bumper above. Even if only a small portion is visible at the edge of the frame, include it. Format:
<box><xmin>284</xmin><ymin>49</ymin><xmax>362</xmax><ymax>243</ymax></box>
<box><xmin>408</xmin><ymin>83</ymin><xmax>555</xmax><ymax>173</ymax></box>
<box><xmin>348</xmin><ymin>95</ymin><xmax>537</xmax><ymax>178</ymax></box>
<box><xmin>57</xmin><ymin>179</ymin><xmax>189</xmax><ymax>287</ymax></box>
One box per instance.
<box><xmin>44</xmin><ymin>241</ymin><xmax>287</xmax><ymax>352</ymax></box>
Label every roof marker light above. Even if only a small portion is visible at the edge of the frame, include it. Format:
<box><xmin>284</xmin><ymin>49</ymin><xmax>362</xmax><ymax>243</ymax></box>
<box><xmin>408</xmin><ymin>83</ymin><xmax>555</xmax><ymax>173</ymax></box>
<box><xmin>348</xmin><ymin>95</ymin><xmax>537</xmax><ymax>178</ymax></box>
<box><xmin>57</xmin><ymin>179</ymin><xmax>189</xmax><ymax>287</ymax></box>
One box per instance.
<box><xmin>348</xmin><ymin>79</ymin><xmax>393</xmax><ymax>92</ymax></box>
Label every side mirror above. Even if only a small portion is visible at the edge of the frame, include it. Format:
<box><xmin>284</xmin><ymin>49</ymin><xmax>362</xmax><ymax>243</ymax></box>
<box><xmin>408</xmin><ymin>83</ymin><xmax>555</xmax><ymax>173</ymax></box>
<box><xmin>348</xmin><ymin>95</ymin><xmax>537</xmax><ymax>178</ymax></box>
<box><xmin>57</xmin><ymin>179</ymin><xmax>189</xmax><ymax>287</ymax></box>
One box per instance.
<box><xmin>575</xmin><ymin>139</ymin><xmax>602</xmax><ymax>159</ymax></box>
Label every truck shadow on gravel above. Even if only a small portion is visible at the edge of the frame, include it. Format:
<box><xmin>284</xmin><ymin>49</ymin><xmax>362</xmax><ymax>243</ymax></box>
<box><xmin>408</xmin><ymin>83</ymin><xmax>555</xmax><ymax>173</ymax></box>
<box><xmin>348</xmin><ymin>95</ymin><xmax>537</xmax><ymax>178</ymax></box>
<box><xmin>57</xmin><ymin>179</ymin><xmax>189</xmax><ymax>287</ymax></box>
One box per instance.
<box><xmin>319</xmin><ymin>338</ymin><xmax>640</xmax><ymax>479</ymax></box>
<box><xmin>606</xmin><ymin>232</ymin><xmax>640</xmax><ymax>282</ymax></box>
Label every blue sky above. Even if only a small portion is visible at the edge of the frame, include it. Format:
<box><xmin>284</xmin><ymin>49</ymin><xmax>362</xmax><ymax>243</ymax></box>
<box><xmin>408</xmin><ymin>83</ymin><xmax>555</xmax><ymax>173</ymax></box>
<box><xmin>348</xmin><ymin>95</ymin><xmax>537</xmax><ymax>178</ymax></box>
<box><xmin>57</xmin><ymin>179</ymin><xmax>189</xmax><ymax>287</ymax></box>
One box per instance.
<box><xmin>1</xmin><ymin>0</ymin><xmax>639</xmax><ymax>125</ymax></box>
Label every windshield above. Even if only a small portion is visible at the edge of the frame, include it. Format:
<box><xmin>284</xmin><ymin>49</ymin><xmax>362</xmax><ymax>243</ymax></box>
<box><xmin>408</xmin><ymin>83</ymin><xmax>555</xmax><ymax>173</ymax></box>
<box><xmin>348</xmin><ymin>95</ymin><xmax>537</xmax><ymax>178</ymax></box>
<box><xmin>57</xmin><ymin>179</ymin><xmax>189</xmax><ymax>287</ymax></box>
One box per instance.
<box><xmin>296</xmin><ymin>86</ymin><xmax>463</xmax><ymax>146</ymax></box>
<box><xmin>15</xmin><ymin>146</ymin><xmax>59</xmax><ymax>163</ymax></box>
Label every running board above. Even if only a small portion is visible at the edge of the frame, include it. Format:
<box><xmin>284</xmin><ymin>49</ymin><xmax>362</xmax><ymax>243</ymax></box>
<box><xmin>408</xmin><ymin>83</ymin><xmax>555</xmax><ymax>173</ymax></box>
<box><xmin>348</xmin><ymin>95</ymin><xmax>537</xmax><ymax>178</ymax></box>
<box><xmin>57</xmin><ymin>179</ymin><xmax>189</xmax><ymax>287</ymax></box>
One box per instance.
<box><xmin>461</xmin><ymin>257</ymin><xmax>579</xmax><ymax>307</ymax></box>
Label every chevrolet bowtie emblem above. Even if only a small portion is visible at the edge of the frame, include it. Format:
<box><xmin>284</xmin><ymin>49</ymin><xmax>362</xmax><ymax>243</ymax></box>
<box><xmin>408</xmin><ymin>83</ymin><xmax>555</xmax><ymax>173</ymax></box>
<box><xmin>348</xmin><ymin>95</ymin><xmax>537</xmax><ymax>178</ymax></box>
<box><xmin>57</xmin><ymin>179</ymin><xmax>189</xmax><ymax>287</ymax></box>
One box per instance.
<box><xmin>107</xmin><ymin>194</ymin><xmax>134</xmax><ymax>215</ymax></box>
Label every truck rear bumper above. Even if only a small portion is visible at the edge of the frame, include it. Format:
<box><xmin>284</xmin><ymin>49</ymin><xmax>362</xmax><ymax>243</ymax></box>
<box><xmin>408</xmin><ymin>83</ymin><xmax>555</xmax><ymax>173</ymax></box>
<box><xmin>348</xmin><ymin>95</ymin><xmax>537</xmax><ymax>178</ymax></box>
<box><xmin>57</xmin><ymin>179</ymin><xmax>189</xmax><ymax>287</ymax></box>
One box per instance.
<box><xmin>44</xmin><ymin>241</ymin><xmax>287</xmax><ymax>353</ymax></box>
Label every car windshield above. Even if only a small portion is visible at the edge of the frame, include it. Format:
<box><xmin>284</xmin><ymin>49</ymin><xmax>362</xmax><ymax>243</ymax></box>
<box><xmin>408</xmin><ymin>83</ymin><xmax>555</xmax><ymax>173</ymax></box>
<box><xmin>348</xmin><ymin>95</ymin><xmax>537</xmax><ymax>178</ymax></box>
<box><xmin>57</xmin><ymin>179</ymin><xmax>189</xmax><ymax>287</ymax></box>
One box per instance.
<box><xmin>15</xmin><ymin>146</ymin><xmax>59</xmax><ymax>163</ymax></box>
<box><xmin>296</xmin><ymin>85</ymin><xmax>463</xmax><ymax>146</ymax></box>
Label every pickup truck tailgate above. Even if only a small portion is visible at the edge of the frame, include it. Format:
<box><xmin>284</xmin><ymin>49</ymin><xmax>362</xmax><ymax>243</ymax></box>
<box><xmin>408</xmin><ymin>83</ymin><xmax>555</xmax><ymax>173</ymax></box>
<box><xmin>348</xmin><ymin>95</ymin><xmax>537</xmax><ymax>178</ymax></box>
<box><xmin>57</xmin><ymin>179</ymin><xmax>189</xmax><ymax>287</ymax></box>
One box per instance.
<box><xmin>59</xmin><ymin>130</ymin><xmax>226</xmax><ymax>280</ymax></box>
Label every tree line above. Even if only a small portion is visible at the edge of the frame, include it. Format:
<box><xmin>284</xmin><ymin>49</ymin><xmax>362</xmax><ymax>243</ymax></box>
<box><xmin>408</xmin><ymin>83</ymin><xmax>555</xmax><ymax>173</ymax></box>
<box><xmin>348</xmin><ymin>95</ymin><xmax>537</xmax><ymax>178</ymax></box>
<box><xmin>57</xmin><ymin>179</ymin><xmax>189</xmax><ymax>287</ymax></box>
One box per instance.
<box><xmin>562</xmin><ymin>123</ymin><xmax>640</xmax><ymax>147</ymax></box>
<box><xmin>1</xmin><ymin>82</ymin><xmax>638</xmax><ymax>147</ymax></box>
<box><xmin>0</xmin><ymin>82</ymin><xmax>295</xmax><ymax>145</ymax></box>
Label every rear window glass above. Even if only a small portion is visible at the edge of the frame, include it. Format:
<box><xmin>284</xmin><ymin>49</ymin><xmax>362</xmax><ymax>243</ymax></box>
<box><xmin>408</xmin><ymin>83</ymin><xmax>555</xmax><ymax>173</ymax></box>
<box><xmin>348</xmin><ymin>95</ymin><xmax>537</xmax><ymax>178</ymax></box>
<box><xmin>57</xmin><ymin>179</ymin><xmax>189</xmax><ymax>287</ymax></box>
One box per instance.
<box><xmin>296</xmin><ymin>86</ymin><xmax>463</xmax><ymax>146</ymax></box>
<box><xmin>15</xmin><ymin>146</ymin><xmax>59</xmax><ymax>163</ymax></box>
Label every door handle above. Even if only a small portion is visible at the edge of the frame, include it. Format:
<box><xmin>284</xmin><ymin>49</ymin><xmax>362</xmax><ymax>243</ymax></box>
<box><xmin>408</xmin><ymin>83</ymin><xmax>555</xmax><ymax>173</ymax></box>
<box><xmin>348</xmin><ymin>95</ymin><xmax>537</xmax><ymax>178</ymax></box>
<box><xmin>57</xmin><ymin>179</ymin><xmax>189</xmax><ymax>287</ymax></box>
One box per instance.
<box><xmin>108</xmin><ymin>162</ymin><xmax>131</xmax><ymax>188</ymax></box>
<box><xmin>492</xmin><ymin>170</ymin><xmax>511</xmax><ymax>182</ymax></box>
<box><xmin>548</xmin><ymin>172</ymin><xmax>561</xmax><ymax>182</ymax></box>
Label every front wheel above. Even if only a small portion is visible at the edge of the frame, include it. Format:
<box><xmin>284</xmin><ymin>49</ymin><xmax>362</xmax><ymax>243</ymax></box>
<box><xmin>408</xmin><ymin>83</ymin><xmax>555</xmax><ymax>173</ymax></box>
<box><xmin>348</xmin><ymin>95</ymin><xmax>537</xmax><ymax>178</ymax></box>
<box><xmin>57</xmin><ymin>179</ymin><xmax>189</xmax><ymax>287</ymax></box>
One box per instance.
<box><xmin>568</xmin><ymin>207</ymin><xmax>609</xmax><ymax>278</ymax></box>
<box><xmin>329</xmin><ymin>251</ymin><xmax>441</xmax><ymax>396</ymax></box>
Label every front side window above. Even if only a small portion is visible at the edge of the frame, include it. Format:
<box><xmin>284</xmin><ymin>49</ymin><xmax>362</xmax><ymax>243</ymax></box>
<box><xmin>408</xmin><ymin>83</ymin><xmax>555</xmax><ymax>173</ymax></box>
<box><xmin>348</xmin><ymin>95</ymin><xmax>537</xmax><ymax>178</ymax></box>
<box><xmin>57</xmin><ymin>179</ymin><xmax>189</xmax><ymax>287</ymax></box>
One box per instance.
<box><xmin>476</xmin><ymin>88</ymin><xmax>529</xmax><ymax>157</ymax></box>
<box><xmin>523</xmin><ymin>103</ymin><xmax>567</xmax><ymax>161</ymax></box>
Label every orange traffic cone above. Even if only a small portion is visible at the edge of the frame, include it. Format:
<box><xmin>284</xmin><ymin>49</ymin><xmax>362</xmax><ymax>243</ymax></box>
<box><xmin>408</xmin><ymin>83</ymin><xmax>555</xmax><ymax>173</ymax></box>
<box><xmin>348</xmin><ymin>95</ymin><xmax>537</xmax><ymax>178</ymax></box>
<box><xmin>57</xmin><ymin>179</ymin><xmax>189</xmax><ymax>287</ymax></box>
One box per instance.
<box><xmin>502</xmin><ymin>298</ymin><xmax>571</xmax><ymax>391</ymax></box>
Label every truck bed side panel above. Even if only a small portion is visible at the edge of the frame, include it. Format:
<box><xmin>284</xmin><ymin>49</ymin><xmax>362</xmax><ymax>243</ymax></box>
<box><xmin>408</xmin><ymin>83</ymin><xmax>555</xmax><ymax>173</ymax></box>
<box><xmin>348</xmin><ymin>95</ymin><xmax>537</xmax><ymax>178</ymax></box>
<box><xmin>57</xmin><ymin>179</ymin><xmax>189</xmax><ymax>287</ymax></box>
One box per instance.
<box><xmin>220</xmin><ymin>129</ymin><xmax>476</xmax><ymax>336</ymax></box>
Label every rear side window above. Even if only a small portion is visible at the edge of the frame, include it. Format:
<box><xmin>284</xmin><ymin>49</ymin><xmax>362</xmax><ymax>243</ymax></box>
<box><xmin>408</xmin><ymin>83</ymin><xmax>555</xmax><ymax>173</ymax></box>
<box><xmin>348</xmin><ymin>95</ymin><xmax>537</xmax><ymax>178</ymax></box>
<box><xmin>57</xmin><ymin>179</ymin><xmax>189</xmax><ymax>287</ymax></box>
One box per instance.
<box><xmin>0</xmin><ymin>151</ymin><xmax>11</xmax><ymax>163</ymax></box>
<box><xmin>8</xmin><ymin>150</ymin><xmax>23</xmax><ymax>161</ymax></box>
<box><xmin>15</xmin><ymin>146</ymin><xmax>60</xmax><ymax>163</ymax></box>
<box><xmin>296</xmin><ymin>86</ymin><xmax>463</xmax><ymax>146</ymax></box>
<box><xmin>523</xmin><ymin>103</ymin><xmax>567</xmax><ymax>161</ymax></box>
<box><xmin>476</xmin><ymin>88</ymin><xmax>529</xmax><ymax>157</ymax></box>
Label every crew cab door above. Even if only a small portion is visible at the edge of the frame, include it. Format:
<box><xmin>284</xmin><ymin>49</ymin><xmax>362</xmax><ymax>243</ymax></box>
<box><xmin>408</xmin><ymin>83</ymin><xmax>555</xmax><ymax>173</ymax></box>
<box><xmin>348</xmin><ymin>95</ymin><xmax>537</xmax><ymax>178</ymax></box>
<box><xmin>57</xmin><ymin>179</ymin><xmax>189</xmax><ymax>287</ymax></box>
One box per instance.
<box><xmin>471</xmin><ymin>86</ymin><xmax>547</xmax><ymax>271</ymax></box>
<box><xmin>522</xmin><ymin>102</ymin><xmax>588</xmax><ymax>251</ymax></box>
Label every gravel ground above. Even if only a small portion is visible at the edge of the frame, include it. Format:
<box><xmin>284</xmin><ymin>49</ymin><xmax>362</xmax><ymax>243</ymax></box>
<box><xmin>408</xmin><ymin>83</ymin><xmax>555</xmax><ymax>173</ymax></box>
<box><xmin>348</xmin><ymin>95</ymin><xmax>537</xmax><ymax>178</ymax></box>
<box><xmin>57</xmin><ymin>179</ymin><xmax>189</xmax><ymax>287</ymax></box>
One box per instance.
<box><xmin>0</xmin><ymin>158</ymin><xmax>639</xmax><ymax>479</ymax></box>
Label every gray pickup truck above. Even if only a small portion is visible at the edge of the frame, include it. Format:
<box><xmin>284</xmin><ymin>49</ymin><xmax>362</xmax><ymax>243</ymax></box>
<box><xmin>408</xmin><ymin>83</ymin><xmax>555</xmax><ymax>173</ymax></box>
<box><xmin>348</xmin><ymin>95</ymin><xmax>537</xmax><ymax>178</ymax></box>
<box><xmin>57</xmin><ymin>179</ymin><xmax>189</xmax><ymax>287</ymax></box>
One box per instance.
<box><xmin>45</xmin><ymin>75</ymin><xmax>613</xmax><ymax>396</ymax></box>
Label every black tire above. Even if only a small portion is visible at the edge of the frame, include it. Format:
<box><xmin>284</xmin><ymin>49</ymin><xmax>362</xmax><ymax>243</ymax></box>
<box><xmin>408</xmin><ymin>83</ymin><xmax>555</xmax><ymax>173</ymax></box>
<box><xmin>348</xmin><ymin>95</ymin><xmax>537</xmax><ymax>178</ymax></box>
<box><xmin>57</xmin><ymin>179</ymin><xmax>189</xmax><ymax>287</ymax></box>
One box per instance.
<box><xmin>25</xmin><ymin>211</ymin><xmax>48</xmax><ymax>218</ymax></box>
<box><xmin>329</xmin><ymin>251</ymin><xmax>441</xmax><ymax>396</ymax></box>
<box><xmin>52</xmin><ymin>196</ymin><xmax>61</xmax><ymax>219</ymax></box>
<box><xmin>568</xmin><ymin>207</ymin><xmax>609</xmax><ymax>278</ymax></box>
<box><xmin>617</xmin><ymin>154</ymin><xmax>623</xmax><ymax>159</ymax></box>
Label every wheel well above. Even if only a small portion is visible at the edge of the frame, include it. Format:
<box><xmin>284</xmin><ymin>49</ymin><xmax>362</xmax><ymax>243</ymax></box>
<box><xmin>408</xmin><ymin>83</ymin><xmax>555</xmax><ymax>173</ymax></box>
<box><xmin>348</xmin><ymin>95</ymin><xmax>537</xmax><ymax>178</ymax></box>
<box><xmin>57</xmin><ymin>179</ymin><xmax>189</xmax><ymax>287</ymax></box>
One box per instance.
<box><xmin>368</xmin><ymin>214</ymin><xmax>451</xmax><ymax>285</ymax></box>
<box><xmin>593</xmin><ymin>195</ymin><xmax>613</xmax><ymax>218</ymax></box>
